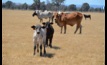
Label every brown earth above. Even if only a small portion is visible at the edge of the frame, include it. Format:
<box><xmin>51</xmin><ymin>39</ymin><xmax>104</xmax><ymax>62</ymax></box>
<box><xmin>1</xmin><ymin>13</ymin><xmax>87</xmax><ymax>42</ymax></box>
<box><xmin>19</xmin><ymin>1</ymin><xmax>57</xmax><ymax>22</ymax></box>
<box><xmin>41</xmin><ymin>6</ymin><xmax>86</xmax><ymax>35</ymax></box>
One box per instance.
<box><xmin>2</xmin><ymin>9</ymin><xmax>105</xmax><ymax>65</ymax></box>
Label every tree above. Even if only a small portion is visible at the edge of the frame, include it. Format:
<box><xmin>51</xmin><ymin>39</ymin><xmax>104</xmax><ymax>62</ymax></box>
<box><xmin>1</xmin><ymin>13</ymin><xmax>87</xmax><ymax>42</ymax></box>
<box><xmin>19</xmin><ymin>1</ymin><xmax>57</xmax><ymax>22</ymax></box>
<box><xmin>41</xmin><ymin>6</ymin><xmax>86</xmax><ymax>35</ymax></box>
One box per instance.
<box><xmin>22</xmin><ymin>3</ymin><xmax>28</xmax><ymax>10</ymax></box>
<box><xmin>2</xmin><ymin>3</ymin><xmax>5</xmax><ymax>8</ymax></box>
<box><xmin>29</xmin><ymin>3</ymin><xmax>36</xmax><ymax>10</ymax></box>
<box><xmin>40</xmin><ymin>1</ymin><xmax>46</xmax><ymax>11</ymax></box>
<box><xmin>34</xmin><ymin>0</ymin><xmax>40</xmax><ymax>10</ymax></box>
<box><xmin>68</xmin><ymin>4</ymin><xmax>76</xmax><ymax>11</ymax></box>
<box><xmin>88</xmin><ymin>7</ymin><xmax>95</xmax><ymax>12</ymax></box>
<box><xmin>81</xmin><ymin>3</ymin><xmax>90</xmax><ymax>11</ymax></box>
<box><xmin>5</xmin><ymin>1</ymin><xmax>13</xmax><ymax>9</ymax></box>
<box><xmin>51</xmin><ymin>0</ymin><xmax>65</xmax><ymax>11</ymax></box>
<box><xmin>95</xmin><ymin>8</ymin><xmax>102</xmax><ymax>12</ymax></box>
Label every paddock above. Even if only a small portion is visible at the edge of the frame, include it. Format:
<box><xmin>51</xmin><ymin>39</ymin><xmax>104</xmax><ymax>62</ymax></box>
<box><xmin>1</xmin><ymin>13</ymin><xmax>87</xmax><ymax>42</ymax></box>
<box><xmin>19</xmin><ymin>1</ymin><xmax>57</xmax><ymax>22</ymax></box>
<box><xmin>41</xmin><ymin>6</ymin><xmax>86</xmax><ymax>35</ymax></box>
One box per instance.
<box><xmin>2</xmin><ymin>9</ymin><xmax>105</xmax><ymax>65</ymax></box>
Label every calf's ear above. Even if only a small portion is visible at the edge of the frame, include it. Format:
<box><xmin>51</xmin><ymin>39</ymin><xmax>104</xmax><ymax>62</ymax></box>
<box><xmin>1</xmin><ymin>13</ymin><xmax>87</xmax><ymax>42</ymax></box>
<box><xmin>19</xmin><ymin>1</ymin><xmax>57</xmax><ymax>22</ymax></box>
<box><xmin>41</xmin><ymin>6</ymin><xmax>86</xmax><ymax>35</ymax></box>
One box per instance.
<box><xmin>50</xmin><ymin>22</ymin><xmax>53</xmax><ymax>25</ymax></box>
<box><xmin>41</xmin><ymin>26</ymin><xmax>46</xmax><ymax>29</ymax></box>
<box><xmin>42</xmin><ymin>22</ymin><xmax>46</xmax><ymax>25</ymax></box>
<box><xmin>31</xmin><ymin>25</ymin><xmax>35</xmax><ymax>30</ymax></box>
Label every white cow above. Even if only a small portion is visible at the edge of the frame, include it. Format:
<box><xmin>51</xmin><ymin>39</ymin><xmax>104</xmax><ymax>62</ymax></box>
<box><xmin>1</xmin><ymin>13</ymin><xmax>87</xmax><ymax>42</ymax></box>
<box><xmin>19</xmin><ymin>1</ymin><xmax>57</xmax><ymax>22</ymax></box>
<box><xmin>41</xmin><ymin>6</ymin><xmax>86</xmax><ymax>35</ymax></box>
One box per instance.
<box><xmin>32</xmin><ymin>10</ymin><xmax>54</xmax><ymax>23</ymax></box>
<box><xmin>31</xmin><ymin>24</ymin><xmax>46</xmax><ymax>56</ymax></box>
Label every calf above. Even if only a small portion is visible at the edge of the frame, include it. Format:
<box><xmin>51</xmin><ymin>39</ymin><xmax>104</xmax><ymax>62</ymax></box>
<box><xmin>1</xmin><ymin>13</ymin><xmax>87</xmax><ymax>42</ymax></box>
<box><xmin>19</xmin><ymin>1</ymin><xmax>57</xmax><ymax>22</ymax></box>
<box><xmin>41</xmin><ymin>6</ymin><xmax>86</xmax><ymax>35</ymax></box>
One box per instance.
<box><xmin>42</xmin><ymin>22</ymin><xmax>54</xmax><ymax>48</ymax></box>
<box><xmin>32</xmin><ymin>10</ymin><xmax>54</xmax><ymax>23</ymax></box>
<box><xmin>84</xmin><ymin>14</ymin><xmax>91</xmax><ymax>20</ymax></box>
<box><xmin>54</xmin><ymin>12</ymin><xmax>83</xmax><ymax>34</ymax></box>
<box><xmin>31</xmin><ymin>25</ymin><xmax>46</xmax><ymax>56</ymax></box>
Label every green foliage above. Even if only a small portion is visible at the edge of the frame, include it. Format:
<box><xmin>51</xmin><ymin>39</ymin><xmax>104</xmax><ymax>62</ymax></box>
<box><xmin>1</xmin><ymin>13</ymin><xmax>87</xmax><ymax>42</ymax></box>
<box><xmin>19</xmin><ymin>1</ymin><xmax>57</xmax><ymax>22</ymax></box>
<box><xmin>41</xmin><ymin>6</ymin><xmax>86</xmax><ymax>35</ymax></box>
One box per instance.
<box><xmin>2</xmin><ymin>0</ymin><xmax>104</xmax><ymax>12</ymax></box>
<box><xmin>33</xmin><ymin>0</ymin><xmax>40</xmax><ymax>9</ymax></box>
<box><xmin>81</xmin><ymin>3</ymin><xmax>90</xmax><ymax>11</ymax></box>
<box><xmin>22</xmin><ymin>3</ymin><xmax>28</xmax><ymax>10</ymax></box>
<box><xmin>68</xmin><ymin>4</ymin><xmax>76</xmax><ymax>11</ymax></box>
<box><xmin>5</xmin><ymin>1</ymin><xmax>13</xmax><ymax>9</ymax></box>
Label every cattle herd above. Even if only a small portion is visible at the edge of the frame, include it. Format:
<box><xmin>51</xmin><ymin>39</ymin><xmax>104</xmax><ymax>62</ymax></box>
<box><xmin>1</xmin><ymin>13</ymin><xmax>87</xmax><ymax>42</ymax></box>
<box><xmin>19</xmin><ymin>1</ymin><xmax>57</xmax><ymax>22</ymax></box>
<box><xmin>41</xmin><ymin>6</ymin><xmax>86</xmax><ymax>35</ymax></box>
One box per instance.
<box><xmin>31</xmin><ymin>10</ymin><xmax>91</xmax><ymax>56</ymax></box>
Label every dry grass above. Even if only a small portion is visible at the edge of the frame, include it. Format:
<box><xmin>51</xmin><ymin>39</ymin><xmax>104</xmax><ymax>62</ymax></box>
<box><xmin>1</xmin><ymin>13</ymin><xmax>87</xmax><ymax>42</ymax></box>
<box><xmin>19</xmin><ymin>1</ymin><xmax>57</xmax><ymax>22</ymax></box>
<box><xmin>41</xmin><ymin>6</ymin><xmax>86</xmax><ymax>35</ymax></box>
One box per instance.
<box><xmin>2</xmin><ymin>9</ymin><xmax>105</xmax><ymax>65</ymax></box>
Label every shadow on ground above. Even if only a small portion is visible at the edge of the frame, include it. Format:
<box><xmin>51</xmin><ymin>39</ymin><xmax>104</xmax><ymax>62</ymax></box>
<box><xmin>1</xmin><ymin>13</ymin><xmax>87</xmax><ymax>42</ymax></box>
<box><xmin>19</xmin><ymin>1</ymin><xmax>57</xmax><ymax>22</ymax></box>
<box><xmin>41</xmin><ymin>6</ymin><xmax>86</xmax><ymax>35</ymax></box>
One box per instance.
<box><xmin>51</xmin><ymin>46</ymin><xmax>61</xmax><ymax>50</ymax></box>
<box><xmin>42</xmin><ymin>53</ymin><xmax>55</xmax><ymax>58</ymax></box>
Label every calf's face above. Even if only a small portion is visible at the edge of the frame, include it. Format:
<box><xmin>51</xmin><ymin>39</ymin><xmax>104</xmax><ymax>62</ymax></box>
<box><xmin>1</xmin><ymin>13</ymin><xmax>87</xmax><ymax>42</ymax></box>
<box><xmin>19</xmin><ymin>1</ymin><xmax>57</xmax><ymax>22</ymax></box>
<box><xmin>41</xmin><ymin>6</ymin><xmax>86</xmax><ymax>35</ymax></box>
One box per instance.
<box><xmin>31</xmin><ymin>25</ymin><xmax>45</xmax><ymax>34</ymax></box>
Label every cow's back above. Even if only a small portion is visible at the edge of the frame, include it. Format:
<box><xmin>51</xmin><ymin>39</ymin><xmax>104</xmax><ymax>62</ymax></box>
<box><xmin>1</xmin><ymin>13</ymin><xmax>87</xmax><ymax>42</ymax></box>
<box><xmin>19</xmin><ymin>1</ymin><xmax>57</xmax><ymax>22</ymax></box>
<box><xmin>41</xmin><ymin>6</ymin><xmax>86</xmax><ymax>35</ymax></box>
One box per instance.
<box><xmin>62</xmin><ymin>12</ymin><xmax>83</xmax><ymax>26</ymax></box>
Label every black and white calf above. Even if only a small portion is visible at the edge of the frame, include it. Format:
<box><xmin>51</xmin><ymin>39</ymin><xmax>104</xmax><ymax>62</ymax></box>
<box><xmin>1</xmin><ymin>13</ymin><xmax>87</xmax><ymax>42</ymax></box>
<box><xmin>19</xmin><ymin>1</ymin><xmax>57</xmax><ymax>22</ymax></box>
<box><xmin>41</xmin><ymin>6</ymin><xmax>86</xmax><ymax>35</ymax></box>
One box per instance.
<box><xmin>31</xmin><ymin>25</ymin><xmax>46</xmax><ymax>56</ymax></box>
<box><xmin>42</xmin><ymin>22</ymin><xmax>54</xmax><ymax>48</ymax></box>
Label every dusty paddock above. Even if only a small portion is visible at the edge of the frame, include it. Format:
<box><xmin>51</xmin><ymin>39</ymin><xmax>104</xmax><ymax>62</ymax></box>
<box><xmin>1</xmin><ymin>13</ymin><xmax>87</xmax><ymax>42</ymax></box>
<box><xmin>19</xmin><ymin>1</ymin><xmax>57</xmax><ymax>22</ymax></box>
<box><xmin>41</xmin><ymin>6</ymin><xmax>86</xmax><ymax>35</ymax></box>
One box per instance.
<box><xmin>2</xmin><ymin>9</ymin><xmax>105</xmax><ymax>65</ymax></box>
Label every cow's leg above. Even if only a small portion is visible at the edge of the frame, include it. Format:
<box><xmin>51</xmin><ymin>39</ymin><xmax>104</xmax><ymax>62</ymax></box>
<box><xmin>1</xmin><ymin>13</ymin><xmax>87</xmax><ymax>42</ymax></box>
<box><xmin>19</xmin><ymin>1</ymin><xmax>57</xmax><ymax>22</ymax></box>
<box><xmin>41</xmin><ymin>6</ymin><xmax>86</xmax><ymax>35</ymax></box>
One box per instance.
<box><xmin>44</xmin><ymin>44</ymin><xmax>46</xmax><ymax>54</ymax></box>
<box><xmin>46</xmin><ymin>36</ymin><xmax>48</xmax><ymax>46</ymax></box>
<box><xmin>37</xmin><ymin>44</ymin><xmax>39</xmax><ymax>52</ymax></box>
<box><xmin>90</xmin><ymin>16</ymin><xmax>91</xmax><ymax>20</ymax></box>
<box><xmin>49</xmin><ymin>17</ymin><xmax>50</xmax><ymax>22</ymax></box>
<box><xmin>40</xmin><ymin>45</ymin><xmax>42</xmax><ymax>56</ymax></box>
<box><xmin>64</xmin><ymin>25</ymin><xmax>67</xmax><ymax>34</ymax></box>
<box><xmin>74</xmin><ymin>25</ymin><xmax>80</xmax><ymax>34</ymax></box>
<box><xmin>49</xmin><ymin>36</ymin><xmax>53</xmax><ymax>48</ymax></box>
<box><xmin>40</xmin><ymin>19</ymin><xmax>43</xmax><ymax>22</ymax></box>
<box><xmin>52</xmin><ymin>16</ymin><xmax>54</xmax><ymax>23</ymax></box>
<box><xmin>60</xmin><ymin>27</ymin><xmax>63</xmax><ymax>34</ymax></box>
<box><xmin>79</xmin><ymin>25</ymin><xmax>82</xmax><ymax>34</ymax></box>
<box><xmin>34</xmin><ymin>45</ymin><xmax>36</xmax><ymax>55</ymax></box>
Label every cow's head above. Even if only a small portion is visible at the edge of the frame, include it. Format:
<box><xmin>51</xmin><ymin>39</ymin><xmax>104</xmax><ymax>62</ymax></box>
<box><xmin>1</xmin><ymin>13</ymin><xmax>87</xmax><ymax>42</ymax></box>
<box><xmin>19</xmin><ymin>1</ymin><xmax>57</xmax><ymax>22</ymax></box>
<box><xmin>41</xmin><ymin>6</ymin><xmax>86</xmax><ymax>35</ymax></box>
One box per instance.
<box><xmin>32</xmin><ymin>10</ymin><xmax>40</xmax><ymax>17</ymax></box>
<box><xmin>42</xmin><ymin>22</ymin><xmax>53</xmax><ymax>29</ymax></box>
<box><xmin>31</xmin><ymin>25</ymin><xmax>45</xmax><ymax>34</ymax></box>
<box><xmin>32</xmin><ymin>12</ymin><xmax>38</xmax><ymax>17</ymax></box>
<box><xmin>54</xmin><ymin>13</ymin><xmax>61</xmax><ymax>23</ymax></box>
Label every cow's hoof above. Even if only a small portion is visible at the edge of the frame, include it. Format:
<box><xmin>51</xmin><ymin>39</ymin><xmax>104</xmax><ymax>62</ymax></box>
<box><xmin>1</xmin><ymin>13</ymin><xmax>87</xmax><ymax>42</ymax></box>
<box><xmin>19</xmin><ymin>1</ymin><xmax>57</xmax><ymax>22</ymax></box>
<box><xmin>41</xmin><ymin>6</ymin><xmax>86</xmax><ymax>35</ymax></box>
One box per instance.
<box><xmin>44</xmin><ymin>52</ymin><xmax>46</xmax><ymax>55</ymax></box>
<box><xmin>64</xmin><ymin>33</ymin><xmax>66</xmax><ymax>34</ymax></box>
<box><xmin>40</xmin><ymin>53</ymin><xmax>42</xmax><ymax>56</ymax></box>
<box><xmin>33</xmin><ymin>53</ymin><xmax>35</xmax><ymax>55</ymax></box>
<box><xmin>49</xmin><ymin>45</ymin><xmax>52</xmax><ymax>48</ymax></box>
<box><xmin>37</xmin><ymin>50</ymin><xmax>39</xmax><ymax>52</ymax></box>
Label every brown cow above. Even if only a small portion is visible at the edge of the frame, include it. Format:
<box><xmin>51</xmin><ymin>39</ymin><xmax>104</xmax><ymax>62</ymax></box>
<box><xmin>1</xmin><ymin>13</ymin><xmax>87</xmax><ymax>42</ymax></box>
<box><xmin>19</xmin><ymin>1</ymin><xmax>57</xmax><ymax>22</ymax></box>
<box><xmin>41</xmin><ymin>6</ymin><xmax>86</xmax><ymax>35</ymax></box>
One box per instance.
<box><xmin>54</xmin><ymin>12</ymin><xmax>83</xmax><ymax>34</ymax></box>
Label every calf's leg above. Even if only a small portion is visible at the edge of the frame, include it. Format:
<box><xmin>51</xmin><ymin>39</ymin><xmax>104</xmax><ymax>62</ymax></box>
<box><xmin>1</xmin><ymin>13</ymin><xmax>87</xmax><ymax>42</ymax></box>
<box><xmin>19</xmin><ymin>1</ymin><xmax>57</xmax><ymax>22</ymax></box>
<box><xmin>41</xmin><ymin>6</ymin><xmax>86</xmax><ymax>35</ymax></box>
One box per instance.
<box><xmin>44</xmin><ymin>44</ymin><xmax>46</xmax><ymax>54</ymax></box>
<box><xmin>46</xmin><ymin>37</ymin><xmax>48</xmax><ymax>46</ymax></box>
<box><xmin>34</xmin><ymin>45</ymin><xmax>36</xmax><ymax>55</ymax></box>
<box><xmin>49</xmin><ymin>36</ymin><xmax>53</xmax><ymax>48</ymax></box>
<box><xmin>37</xmin><ymin>44</ymin><xmax>39</xmax><ymax>52</ymax></box>
<box><xmin>40</xmin><ymin>45</ymin><xmax>42</xmax><ymax>56</ymax></box>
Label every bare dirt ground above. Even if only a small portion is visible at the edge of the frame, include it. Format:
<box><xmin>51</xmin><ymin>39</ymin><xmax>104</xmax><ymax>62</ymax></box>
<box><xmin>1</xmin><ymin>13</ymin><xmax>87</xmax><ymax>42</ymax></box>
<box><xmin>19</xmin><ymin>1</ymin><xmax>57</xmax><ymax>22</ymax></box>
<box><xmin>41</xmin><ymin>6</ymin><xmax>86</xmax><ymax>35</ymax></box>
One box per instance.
<box><xmin>2</xmin><ymin>10</ymin><xmax>105</xmax><ymax>65</ymax></box>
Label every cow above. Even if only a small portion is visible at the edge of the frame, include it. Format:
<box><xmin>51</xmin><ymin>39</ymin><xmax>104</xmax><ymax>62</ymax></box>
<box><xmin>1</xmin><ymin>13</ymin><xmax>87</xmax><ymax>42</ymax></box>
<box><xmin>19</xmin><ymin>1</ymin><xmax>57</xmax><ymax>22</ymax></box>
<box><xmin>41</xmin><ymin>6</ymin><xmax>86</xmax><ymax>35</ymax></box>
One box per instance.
<box><xmin>31</xmin><ymin>25</ymin><xmax>46</xmax><ymax>56</ymax></box>
<box><xmin>83</xmin><ymin>14</ymin><xmax>91</xmax><ymax>20</ymax></box>
<box><xmin>54</xmin><ymin>12</ymin><xmax>83</xmax><ymax>34</ymax></box>
<box><xmin>42</xmin><ymin>22</ymin><xmax>54</xmax><ymax>48</ymax></box>
<box><xmin>32</xmin><ymin>10</ymin><xmax>54</xmax><ymax>23</ymax></box>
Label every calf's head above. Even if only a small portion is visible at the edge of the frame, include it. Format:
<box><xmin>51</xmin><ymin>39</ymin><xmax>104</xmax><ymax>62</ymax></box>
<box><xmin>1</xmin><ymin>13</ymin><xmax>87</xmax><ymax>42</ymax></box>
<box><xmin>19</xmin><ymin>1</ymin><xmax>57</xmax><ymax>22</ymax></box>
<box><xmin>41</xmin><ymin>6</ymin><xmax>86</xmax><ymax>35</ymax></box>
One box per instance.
<box><xmin>31</xmin><ymin>25</ymin><xmax>45</xmax><ymax>34</ymax></box>
<box><xmin>42</xmin><ymin>22</ymin><xmax>53</xmax><ymax>29</ymax></box>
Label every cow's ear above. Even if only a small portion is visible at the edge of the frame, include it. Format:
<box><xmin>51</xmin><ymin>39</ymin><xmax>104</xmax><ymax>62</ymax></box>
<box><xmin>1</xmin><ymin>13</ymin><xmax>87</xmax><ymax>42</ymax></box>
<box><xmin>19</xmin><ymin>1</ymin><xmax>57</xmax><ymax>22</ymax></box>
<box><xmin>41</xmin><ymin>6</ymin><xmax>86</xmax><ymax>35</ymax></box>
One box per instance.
<box><xmin>31</xmin><ymin>25</ymin><xmax>35</xmax><ymax>30</ymax></box>
<box><xmin>61</xmin><ymin>12</ymin><xmax>64</xmax><ymax>15</ymax></box>
<box><xmin>50</xmin><ymin>22</ymin><xmax>53</xmax><ymax>25</ymax></box>
<box><xmin>41</xmin><ymin>26</ymin><xmax>46</xmax><ymax>29</ymax></box>
<box><xmin>42</xmin><ymin>22</ymin><xmax>46</xmax><ymax>25</ymax></box>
